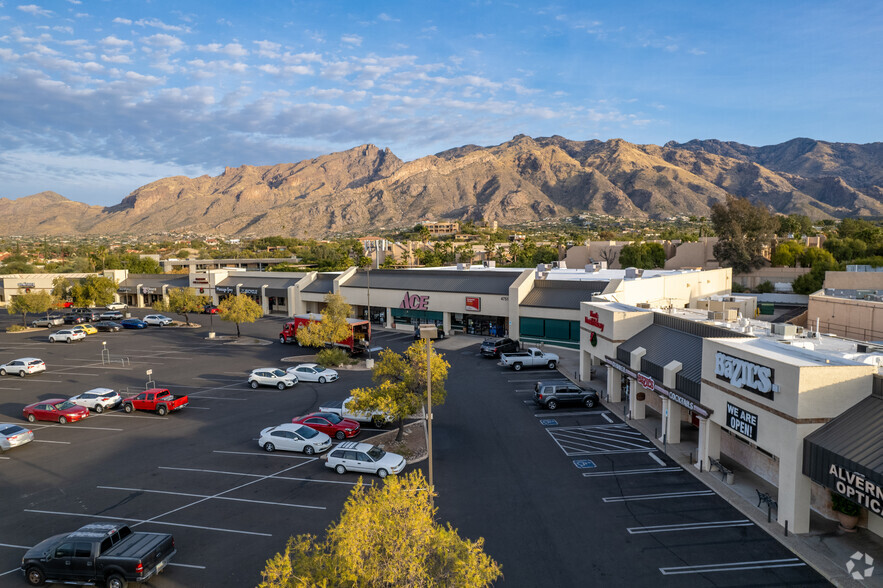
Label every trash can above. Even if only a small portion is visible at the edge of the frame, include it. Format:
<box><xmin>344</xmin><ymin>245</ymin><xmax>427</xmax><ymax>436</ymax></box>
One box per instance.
<box><xmin>124</xmin><ymin>312</ymin><xmax>131</xmax><ymax>318</ymax></box>
<box><xmin>365</xmin><ymin>358</ymin><xmax>375</xmax><ymax>369</ymax></box>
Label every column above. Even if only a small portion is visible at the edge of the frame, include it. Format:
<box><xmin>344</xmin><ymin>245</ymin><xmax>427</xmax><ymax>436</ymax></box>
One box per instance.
<box><xmin>286</xmin><ymin>286</ymin><xmax>297</xmax><ymax>317</ymax></box>
<box><xmin>606</xmin><ymin>367</ymin><xmax>622</xmax><ymax>403</ymax></box>
<box><xmin>695</xmin><ymin>417</ymin><xmax>720</xmax><ymax>471</ymax></box>
<box><xmin>662</xmin><ymin>360</ymin><xmax>684</xmax><ymax>444</ymax></box>
<box><xmin>628</xmin><ymin>347</ymin><xmax>646</xmax><ymax>420</ymax></box>
<box><xmin>442</xmin><ymin>312</ymin><xmax>452</xmax><ymax>335</ymax></box>
<box><xmin>778</xmin><ymin>433</ymin><xmax>812</xmax><ymax>533</ymax></box>
<box><xmin>579</xmin><ymin>351</ymin><xmax>593</xmax><ymax>382</ymax></box>
<box><xmin>260</xmin><ymin>286</ymin><xmax>269</xmax><ymax>316</ymax></box>
<box><xmin>385</xmin><ymin>307</ymin><xmax>394</xmax><ymax>329</ymax></box>
<box><xmin>136</xmin><ymin>284</ymin><xmax>144</xmax><ymax>308</ymax></box>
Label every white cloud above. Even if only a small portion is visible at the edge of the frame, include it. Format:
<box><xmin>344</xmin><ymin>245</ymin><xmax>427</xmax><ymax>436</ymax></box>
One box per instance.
<box><xmin>113</xmin><ymin>17</ymin><xmax>132</xmax><ymax>25</ymax></box>
<box><xmin>100</xmin><ymin>35</ymin><xmax>132</xmax><ymax>48</ymax></box>
<box><xmin>378</xmin><ymin>13</ymin><xmax>399</xmax><ymax>22</ymax></box>
<box><xmin>0</xmin><ymin>47</ymin><xmax>20</xmax><ymax>60</ymax></box>
<box><xmin>144</xmin><ymin>33</ymin><xmax>186</xmax><ymax>53</ymax></box>
<box><xmin>134</xmin><ymin>18</ymin><xmax>189</xmax><ymax>33</ymax></box>
<box><xmin>254</xmin><ymin>40</ymin><xmax>280</xmax><ymax>58</ymax></box>
<box><xmin>101</xmin><ymin>54</ymin><xmax>131</xmax><ymax>64</ymax></box>
<box><xmin>283</xmin><ymin>65</ymin><xmax>313</xmax><ymax>75</ymax></box>
<box><xmin>17</xmin><ymin>4</ymin><xmax>53</xmax><ymax>17</ymax></box>
<box><xmin>66</xmin><ymin>0</ymin><xmax>81</xmax><ymax>4</ymax></box>
<box><xmin>341</xmin><ymin>34</ymin><xmax>362</xmax><ymax>47</ymax></box>
<box><xmin>197</xmin><ymin>42</ymin><xmax>247</xmax><ymax>57</ymax></box>
<box><xmin>258</xmin><ymin>64</ymin><xmax>279</xmax><ymax>74</ymax></box>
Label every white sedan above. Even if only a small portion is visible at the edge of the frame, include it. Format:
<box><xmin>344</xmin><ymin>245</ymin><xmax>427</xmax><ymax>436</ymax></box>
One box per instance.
<box><xmin>258</xmin><ymin>423</ymin><xmax>331</xmax><ymax>455</ymax></box>
<box><xmin>49</xmin><ymin>329</ymin><xmax>86</xmax><ymax>343</ymax></box>
<box><xmin>287</xmin><ymin>363</ymin><xmax>339</xmax><ymax>383</ymax></box>
<box><xmin>69</xmin><ymin>388</ymin><xmax>122</xmax><ymax>414</ymax></box>
<box><xmin>0</xmin><ymin>358</ymin><xmax>46</xmax><ymax>377</ymax></box>
<box><xmin>248</xmin><ymin>368</ymin><xmax>298</xmax><ymax>389</ymax></box>
<box><xmin>106</xmin><ymin>302</ymin><xmax>128</xmax><ymax>310</ymax></box>
<box><xmin>143</xmin><ymin>314</ymin><xmax>173</xmax><ymax>326</ymax></box>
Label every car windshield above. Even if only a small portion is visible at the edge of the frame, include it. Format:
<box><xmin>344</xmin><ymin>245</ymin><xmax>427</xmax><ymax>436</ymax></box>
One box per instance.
<box><xmin>324</xmin><ymin>413</ymin><xmax>342</xmax><ymax>424</ymax></box>
<box><xmin>54</xmin><ymin>401</ymin><xmax>76</xmax><ymax>410</ymax></box>
<box><xmin>1</xmin><ymin>425</ymin><xmax>24</xmax><ymax>435</ymax></box>
<box><xmin>271</xmin><ymin>369</ymin><xmax>286</xmax><ymax>377</ymax></box>
<box><xmin>298</xmin><ymin>426</ymin><xmax>319</xmax><ymax>439</ymax></box>
<box><xmin>367</xmin><ymin>446</ymin><xmax>386</xmax><ymax>460</ymax></box>
<box><xmin>314</xmin><ymin>365</ymin><xmax>327</xmax><ymax>372</ymax></box>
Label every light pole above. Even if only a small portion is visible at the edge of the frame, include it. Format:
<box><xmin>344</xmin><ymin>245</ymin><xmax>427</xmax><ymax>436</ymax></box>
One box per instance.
<box><xmin>425</xmin><ymin>335</ymin><xmax>434</xmax><ymax>508</ymax></box>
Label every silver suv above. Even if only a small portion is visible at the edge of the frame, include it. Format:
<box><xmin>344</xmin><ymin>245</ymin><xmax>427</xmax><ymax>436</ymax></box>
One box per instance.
<box><xmin>248</xmin><ymin>368</ymin><xmax>298</xmax><ymax>389</ymax></box>
<box><xmin>534</xmin><ymin>380</ymin><xmax>599</xmax><ymax>410</ymax></box>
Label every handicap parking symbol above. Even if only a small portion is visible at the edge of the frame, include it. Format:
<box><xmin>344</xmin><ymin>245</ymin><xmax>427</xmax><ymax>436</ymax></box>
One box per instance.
<box><xmin>539</xmin><ymin>419</ymin><xmax>558</xmax><ymax>426</ymax></box>
<box><xmin>573</xmin><ymin>459</ymin><xmax>596</xmax><ymax>469</ymax></box>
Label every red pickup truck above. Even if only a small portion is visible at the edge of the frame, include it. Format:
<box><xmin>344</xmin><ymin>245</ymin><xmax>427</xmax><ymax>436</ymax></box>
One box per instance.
<box><xmin>122</xmin><ymin>388</ymin><xmax>188</xmax><ymax>416</ymax></box>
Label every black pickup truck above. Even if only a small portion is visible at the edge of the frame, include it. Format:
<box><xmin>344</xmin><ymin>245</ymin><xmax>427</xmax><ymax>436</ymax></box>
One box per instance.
<box><xmin>21</xmin><ymin>522</ymin><xmax>175</xmax><ymax>588</ymax></box>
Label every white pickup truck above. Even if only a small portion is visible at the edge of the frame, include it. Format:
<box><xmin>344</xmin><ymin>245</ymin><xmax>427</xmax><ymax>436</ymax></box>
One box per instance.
<box><xmin>318</xmin><ymin>396</ymin><xmax>393</xmax><ymax>426</ymax></box>
<box><xmin>499</xmin><ymin>348</ymin><xmax>560</xmax><ymax>371</ymax></box>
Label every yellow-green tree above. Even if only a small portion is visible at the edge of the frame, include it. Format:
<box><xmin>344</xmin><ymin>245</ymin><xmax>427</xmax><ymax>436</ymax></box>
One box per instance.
<box><xmin>295</xmin><ymin>293</ymin><xmax>353</xmax><ymax>348</ymax></box>
<box><xmin>152</xmin><ymin>287</ymin><xmax>208</xmax><ymax>326</ymax></box>
<box><xmin>259</xmin><ymin>471</ymin><xmax>501</xmax><ymax>588</ymax></box>
<box><xmin>7</xmin><ymin>291</ymin><xmax>54</xmax><ymax>326</ymax></box>
<box><xmin>350</xmin><ymin>340</ymin><xmax>449</xmax><ymax>441</ymax></box>
<box><xmin>218</xmin><ymin>294</ymin><xmax>263</xmax><ymax>337</ymax></box>
<box><xmin>70</xmin><ymin>276</ymin><xmax>117</xmax><ymax>307</ymax></box>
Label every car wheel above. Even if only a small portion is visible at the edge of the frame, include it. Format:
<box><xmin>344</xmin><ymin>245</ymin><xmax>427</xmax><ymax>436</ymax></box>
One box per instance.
<box><xmin>250</xmin><ymin>381</ymin><xmax>259</xmax><ymax>389</ymax></box>
<box><xmin>264</xmin><ymin>442</ymin><xmax>275</xmax><ymax>452</ymax></box>
<box><xmin>59</xmin><ymin>416</ymin><xmax>67</xmax><ymax>424</ymax></box>
<box><xmin>378</xmin><ymin>468</ymin><xmax>388</xmax><ymax>479</ymax></box>
<box><xmin>547</xmin><ymin>400</ymin><xmax>558</xmax><ymax>411</ymax></box>
<box><xmin>123</xmin><ymin>403</ymin><xmax>134</xmax><ymax>413</ymax></box>
<box><xmin>157</xmin><ymin>405</ymin><xmax>168</xmax><ymax>416</ymax></box>
<box><xmin>335</xmin><ymin>464</ymin><xmax>346</xmax><ymax>475</ymax></box>
<box><xmin>373</xmin><ymin>416</ymin><xmax>386</xmax><ymax>428</ymax></box>
<box><xmin>27</xmin><ymin>414</ymin><xmax>36</xmax><ymax>423</ymax></box>
<box><xmin>585</xmin><ymin>398</ymin><xmax>596</xmax><ymax>408</ymax></box>
<box><xmin>49</xmin><ymin>337</ymin><xmax>55</xmax><ymax>343</ymax></box>
<box><xmin>277</xmin><ymin>382</ymin><xmax>285</xmax><ymax>390</ymax></box>
<box><xmin>513</xmin><ymin>363</ymin><xmax>522</xmax><ymax>371</ymax></box>
<box><xmin>26</xmin><ymin>566</ymin><xmax>45</xmax><ymax>586</ymax></box>
<box><xmin>105</xmin><ymin>573</ymin><xmax>127</xmax><ymax>588</ymax></box>
<box><xmin>0</xmin><ymin>369</ymin><xmax>6</xmax><ymax>376</ymax></box>
<box><xmin>319</xmin><ymin>376</ymin><xmax>326</xmax><ymax>384</ymax></box>
<box><xmin>18</xmin><ymin>370</ymin><xmax>26</xmax><ymax>378</ymax></box>
<box><xmin>94</xmin><ymin>404</ymin><xmax>104</xmax><ymax>414</ymax></box>
<box><xmin>547</xmin><ymin>360</ymin><xmax>557</xmax><ymax>369</ymax></box>
<box><xmin>335</xmin><ymin>431</ymin><xmax>346</xmax><ymax>440</ymax></box>
<box><xmin>279</xmin><ymin>336</ymin><xmax>286</xmax><ymax>344</ymax></box>
<box><xmin>304</xmin><ymin>445</ymin><xmax>315</xmax><ymax>455</ymax></box>
<box><xmin>66</xmin><ymin>338</ymin><xmax>72</xmax><ymax>343</ymax></box>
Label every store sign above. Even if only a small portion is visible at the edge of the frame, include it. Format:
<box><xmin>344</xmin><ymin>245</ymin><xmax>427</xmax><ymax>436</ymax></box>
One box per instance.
<box><xmin>216</xmin><ymin>286</ymin><xmax>235</xmax><ymax>294</ymax></box>
<box><xmin>193</xmin><ymin>277</ymin><xmax>208</xmax><ymax>284</ymax></box>
<box><xmin>584</xmin><ymin>311</ymin><xmax>605</xmax><ymax>332</ymax></box>
<box><xmin>118</xmin><ymin>287</ymin><xmax>132</xmax><ymax>293</ymax></box>
<box><xmin>637</xmin><ymin>373</ymin><xmax>655</xmax><ymax>391</ymax></box>
<box><xmin>400</xmin><ymin>292</ymin><xmax>429</xmax><ymax>311</ymax></box>
<box><xmin>604</xmin><ymin>356</ymin><xmax>711</xmax><ymax>418</ymax></box>
<box><xmin>714</xmin><ymin>352</ymin><xmax>777</xmax><ymax>399</ymax></box>
<box><xmin>465</xmin><ymin>297</ymin><xmax>481</xmax><ymax>311</ymax></box>
<box><xmin>17</xmin><ymin>282</ymin><xmax>35</xmax><ymax>289</ymax></box>
<box><xmin>726</xmin><ymin>402</ymin><xmax>758</xmax><ymax>441</ymax></box>
<box><xmin>140</xmin><ymin>287</ymin><xmax>157</xmax><ymax>294</ymax></box>
<box><xmin>828</xmin><ymin>465</ymin><xmax>883</xmax><ymax>516</ymax></box>
<box><xmin>240</xmin><ymin>287</ymin><xmax>260</xmax><ymax>296</ymax></box>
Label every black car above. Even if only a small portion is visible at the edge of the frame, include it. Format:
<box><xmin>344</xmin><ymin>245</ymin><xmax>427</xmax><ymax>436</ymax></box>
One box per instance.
<box><xmin>94</xmin><ymin>321</ymin><xmax>123</xmax><ymax>332</ymax></box>
<box><xmin>480</xmin><ymin>337</ymin><xmax>520</xmax><ymax>358</ymax></box>
<box><xmin>63</xmin><ymin>314</ymin><xmax>87</xmax><ymax>325</ymax></box>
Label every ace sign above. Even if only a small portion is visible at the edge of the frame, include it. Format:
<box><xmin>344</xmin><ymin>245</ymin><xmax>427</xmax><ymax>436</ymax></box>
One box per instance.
<box><xmin>726</xmin><ymin>403</ymin><xmax>758</xmax><ymax>441</ymax></box>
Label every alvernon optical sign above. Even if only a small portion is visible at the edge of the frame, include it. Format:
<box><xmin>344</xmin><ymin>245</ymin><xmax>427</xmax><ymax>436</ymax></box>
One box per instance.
<box><xmin>827</xmin><ymin>465</ymin><xmax>883</xmax><ymax>517</ymax></box>
<box><xmin>714</xmin><ymin>352</ymin><xmax>777</xmax><ymax>400</ymax></box>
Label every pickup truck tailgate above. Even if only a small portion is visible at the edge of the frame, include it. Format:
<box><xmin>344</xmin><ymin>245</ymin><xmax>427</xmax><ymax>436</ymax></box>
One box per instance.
<box><xmin>104</xmin><ymin>532</ymin><xmax>174</xmax><ymax>571</ymax></box>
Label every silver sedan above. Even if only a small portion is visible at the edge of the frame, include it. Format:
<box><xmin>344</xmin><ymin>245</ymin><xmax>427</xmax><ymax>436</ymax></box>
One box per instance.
<box><xmin>0</xmin><ymin>423</ymin><xmax>34</xmax><ymax>452</ymax></box>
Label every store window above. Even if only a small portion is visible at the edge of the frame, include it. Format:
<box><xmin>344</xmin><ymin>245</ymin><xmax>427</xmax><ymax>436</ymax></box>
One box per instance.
<box><xmin>519</xmin><ymin>317</ymin><xmax>580</xmax><ymax>348</ymax></box>
<box><xmin>392</xmin><ymin>308</ymin><xmax>443</xmax><ymax>326</ymax></box>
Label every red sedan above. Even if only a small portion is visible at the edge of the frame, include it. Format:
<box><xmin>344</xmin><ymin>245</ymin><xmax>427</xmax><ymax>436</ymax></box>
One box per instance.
<box><xmin>293</xmin><ymin>412</ymin><xmax>361</xmax><ymax>440</ymax></box>
<box><xmin>23</xmin><ymin>398</ymin><xmax>89</xmax><ymax>424</ymax></box>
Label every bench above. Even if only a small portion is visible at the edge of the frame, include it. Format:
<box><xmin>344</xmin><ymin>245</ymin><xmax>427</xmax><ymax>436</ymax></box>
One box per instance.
<box><xmin>708</xmin><ymin>457</ymin><xmax>733</xmax><ymax>483</ymax></box>
<box><xmin>756</xmin><ymin>489</ymin><xmax>778</xmax><ymax>522</ymax></box>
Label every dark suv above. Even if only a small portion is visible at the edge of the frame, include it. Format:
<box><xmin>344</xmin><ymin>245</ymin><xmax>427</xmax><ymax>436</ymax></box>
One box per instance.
<box><xmin>480</xmin><ymin>337</ymin><xmax>519</xmax><ymax>358</ymax></box>
<box><xmin>534</xmin><ymin>380</ymin><xmax>599</xmax><ymax>410</ymax></box>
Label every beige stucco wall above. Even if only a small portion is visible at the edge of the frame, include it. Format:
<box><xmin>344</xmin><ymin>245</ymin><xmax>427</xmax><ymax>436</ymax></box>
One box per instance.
<box><xmin>733</xmin><ymin>267</ymin><xmax>810</xmax><ymax>289</ymax></box>
<box><xmin>340</xmin><ymin>286</ymin><xmax>511</xmax><ymax>318</ymax></box>
<box><xmin>579</xmin><ymin>301</ymin><xmax>654</xmax><ymax>364</ymax></box>
<box><xmin>808</xmin><ymin>295</ymin><xmax>883</xmax><ymax>342</ymax></box>
<box><xmin>599</xmin><ymin>268</ymin><xmax>733</xmax><ymax>308</ymax></box>
<box><xmin>823</xmin><ymin>270</ymin><xmax>883</xmax><ymax>290</ymax></box>
<box><xmin>665</xmin><ymin>237</ymin><xmax>720</xmax><ymax>270</ymax></box>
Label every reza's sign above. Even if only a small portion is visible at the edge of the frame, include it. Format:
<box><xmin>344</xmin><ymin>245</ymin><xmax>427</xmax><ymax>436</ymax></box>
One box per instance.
<box><xmin>637</xmin><ymin>373</ymin><xmax>655</xmax><ymax>391</ymax></box>
<box><xmin>715</xmin><ymin>352</ymin><xmax>777</xmax><ymax>399</ymax></box>
<box><xmin>584</xmin><ymin>311</ymin><xmax>604</xmax><ymax>331</ymax></box>
<box><xmin>829</xmin><ymin>465</ymin><xmax>883</xmax><ymax>516</ymax></box>
<box><xmin>726</xmin><ymin>402</ymin><xmax>758</xmax><ymax>441</ymax></box>
<box><xmin>400</xmin><ymin>292</ymin><xmax>429</xmax><ymax>311</ymax></box>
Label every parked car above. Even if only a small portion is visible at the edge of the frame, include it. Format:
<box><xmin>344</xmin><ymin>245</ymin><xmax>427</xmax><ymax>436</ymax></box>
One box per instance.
<box><xmin>318</xmin><ymin>396</ymin><xmax>393</xmax><ymax>426</ymax></box>
<box><xmin>499</xmin><ymin>348</ymin><xmax>560</xmax><ymax>371</ymax></box>
<box><xmin>534</xmin><ymin>380</ymin><xmax>600</xmax><ymax>410</ymax></box>
<box><xmin>22</xmin><ymin>398</ymin><xmax>89</xmax><ymax>424</ymax></box>
<box><xmin>49</xmin><ymin>329</ymin><xmax>86</xmax><ymax>343</ymax></box>
<box><xmin>20</xmin><ymin>522</ymin><xmax>176</xmax><ymax>588</ymax></box>
<box><xmin>292</xmin><ymin>412</ymin><xmax>361</xmax><ymax>440</ymax></box>
<box><xmin>106</xmin><ymin>302</ymin><xmax>128</xmax><ymax>310</ymax></box>
<box><xmin>31</xmin><ymin>315</ymin><xmax>65</xmax><ymax>328</ymax></box>
<box><xmin>0</xmin><ymin>423</ymin><xmax>34</xmax><ymax>452</ymax></box>
<box><xmin>325</xmin><ymin>441</ymin><xmax>406</xmax><ymax>478</ymax></box>
<box><xmin>0</xmin><ymin>357</ymin><xmax>45</xmax><ymax>377</ymax></box>
<box><xmin>100</xmin><ymin>310</ymin><xmax>125</xmax><ymax>320</ymax></box>
<box><xmin>258</xmin><ymin>423</ymin><xmax>332</xmax><ymax>455</ymax></box>
<box><xmin>286</xmin><ymin>363</ymin><xmax>339</xmax><ymax>383</ymax></box>
<box><xmin>143</xmin><ymin>314</ymin><xmax>173</xmax><ymax>326</ymax></box>
<box><xmin>63</xmin><ymin>314</ymin><xmax>87</xmax><ymax>325</ymax></box>
<box><xmin>122</xmin><ymin>388</ymin><xmax>188</xmax><ymax>415</ymax></box>
<box><xmin>94</xmin><ymin>321</ymin><xmax>123</xmax><ymax>332</ymax></box>
<box><xmin>120</xmin><ymin>318</ymin><xmax>148</xmax><ymax>329</ymax></box>
<box><xmin>413</xmin><ymin>323</ymin><xmax>446</xmax><ymax>340</ymax></box>
<box><xmin>248</xmin><ymin>368</ymin><xmax>298</xmax><ymax>389</ymax></box>
<box><xmin>203</xmin><ymin>304</ymin><xmax>220</xmax><ymax>314</ymax></box>
<box><xmin>71</xmin><ymin>324</ymin><xmax>98</xmax><ymax>336</ymax></box>
<box><xmin>480</xmin><ymin>337</ymin><xmax>520</xmax><ymax>358</ymax></box>
<box><xmin>69</xmin><ymin>388</ymin><xmax>122</xmax><ymax>413</ymax></box>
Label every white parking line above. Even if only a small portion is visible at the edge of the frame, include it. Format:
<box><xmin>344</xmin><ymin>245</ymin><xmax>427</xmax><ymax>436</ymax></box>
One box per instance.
<box><xmin>659</xmin><ymin>558</ymin><xmax>804</xmax><ymax>575</ymax></box>
<box><xmin>188</xmin><ymin>396</ymin><xmax>247</xmax><ymax>401</ymax></box>
<box><xmin>169</xmin><ymin>563</ymin><xmax>206</xmax><ymax>569</ymax></box>
<box><xmin>582</xmin><ymin>467</ymin><xmax>682</xmax><ymax>477</ymax></box>
<box><xmin>0</xmin><ymin>456</ymin><xmax>9</xmax><ymax>460</ymax></box>
<box><xmin>97</xmin><ymin>413</ymin><xmax>167</xmax><ymax>420</ymax></box>
<box><xmin>602</xmin><ymin>490</ymin><xmax>715</xmax><ymax>503</ymax></box>
<box><xmin>19</xmin><ymin>379</ymin><xmax>63</xmax><ymax>383</ymax></box>
<box><xmin>601</xmin><ymin>413</ymin><xmax>613</xmax><ymax>423</ymax></box>
<box><xmin>213</xmin><ymin>450</ymin><xmax>313</xmax><ymax>459</ymax></box>
<box><xmin>24</xmin><ymin>509</ymin><xmax>272</xmax><ymax>537</ymax></box>
<box><xmin>98</xmin><ymin>486</ymin><xmax>326</xmax><ymax>510</ymax></box>
<box><xmin>628</xmin><ymin>520</ymin><xmax>752</xmax><ymax>534</ymax></box>
<box><xmin>0</xmin><ymin>542</ymin><xmax>31</xmax><ymax>549</ymax></box>
<box><xmin>0</xmin><ymin>387</ymin><xmax>22</xmax><ymax>390</ymax></box>
<box><xmin>162</xmin><ymin>465</ymin><xmax>368</xmax><ymax>486</ymax></box>
<box><xmin>30</xmin><ymin>424</ymin><xmax>124</xmax><ymax>432</ymax></box>
<box><xmin>533</xmin><ymin>411</ymin><xmax>603</xmax><ymax>418</ymax></box>
<box><xmin>0</xmin><ymin>568</ymin><xmax>19</xmax><ymax>577</ymax></box>
<box><xmin>649</xmin><ymin>452</ymin><xmax>666</xmax><ymax>466</ymax></box>
<box><xmin>33</xmin><ymin>440</ymin><xmax>71</xmax><ymax>444</ymax></box>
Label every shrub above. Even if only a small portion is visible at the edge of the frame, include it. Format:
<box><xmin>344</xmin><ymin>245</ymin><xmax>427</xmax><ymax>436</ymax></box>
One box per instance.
<box><xmin>6</xmin><ymin>324</ymin><xmax>27</xmax><ymax>332</ymax></box>
<box><xmin>755</xmin><ymin>281</ymin><xmax>775</xmax><ymax>294</ymax></box>
<box><xmin>317</xmin><ymin>347</ymin><xmax>349</xmax><ymax>367</ymax></box>
<box><xmin>831</xmin><ymin>492</ymin><xmax>861</xmax><ymax>516</ymax></box>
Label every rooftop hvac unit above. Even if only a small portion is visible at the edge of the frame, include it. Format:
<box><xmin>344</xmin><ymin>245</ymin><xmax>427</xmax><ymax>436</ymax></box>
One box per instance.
<box><xmin>723</xmin><ymin>309</ymin><xmax>738</xmax><ymax>321</ymax></box>
<box><xmin>482</xmin><ymin>261</ymin><xmax>496</xmax><ymax>268</ymax></box>
<box><xmin>637</xmin><ymin>302</ymin><xmax>652</xmax><ymax>309</ymax></box>
<box><xmin>625</xmin><ymin>267</ymin><xmax>639</xmax><ymax>279</ymax></box>
<box><xmin>771</xmin><ymin>323</ymin><xmax>798</xmax><ymax>337</ymax></box>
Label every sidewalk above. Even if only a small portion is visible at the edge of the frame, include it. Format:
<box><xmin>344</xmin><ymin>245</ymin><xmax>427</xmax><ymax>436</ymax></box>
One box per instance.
<box><xmin>549</xmin><ymin>347</ymin><xmax>883</xmax><ymax>588</ymax></box>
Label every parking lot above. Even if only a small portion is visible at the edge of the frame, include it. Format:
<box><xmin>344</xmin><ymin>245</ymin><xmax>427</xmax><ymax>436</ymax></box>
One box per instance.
<box><xmin>0</xmin><ymin>313</ymin><xmax>827</xmax><ymax>586</ymax></box>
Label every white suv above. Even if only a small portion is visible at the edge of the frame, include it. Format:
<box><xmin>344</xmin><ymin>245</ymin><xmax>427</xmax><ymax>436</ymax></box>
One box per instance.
<box><xmin>325</xmin><ymin>441</ymin><xmax>406</xmax><ymax>478</ymax></box>
<box><xmin>248</xmin><ymin>368</ymin><xmax>298</xmax><ymax>389</ymax></box>
<box><xmin>258</xmin><ymin>423</ymin><xmax>331</xmax><ymax>455</ymax></box>
<box><xmin>69</xmin><ymin>388</ymin><xmax>122</xmax><ymax>413</ymax></box>
<box><xmin>0</xmin><ymin>358</ymin><xmax>46</xmax><ymax>377</ymax></box>
<box><xmin>143</xmin><ymin>314</ymin><xmax>173</xmax><ymax>326</ymax></box>
<box><xmin>49</xmin><ymin>329</ymin><xmax>86</xmax><ymax>343</ymax></box>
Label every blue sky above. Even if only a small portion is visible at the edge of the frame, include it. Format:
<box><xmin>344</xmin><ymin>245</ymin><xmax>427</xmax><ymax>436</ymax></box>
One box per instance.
<box><xmin>0</xmin><ymin>1</ymin><xmax>881</xmax><ymax>205</ymax></box>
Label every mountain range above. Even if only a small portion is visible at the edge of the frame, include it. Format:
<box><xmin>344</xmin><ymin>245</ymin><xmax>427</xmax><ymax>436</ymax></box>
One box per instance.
<box><xmin>2</xmin><ymin>135</ymin><xmax>882</xmax><ymax>237</ymax></box>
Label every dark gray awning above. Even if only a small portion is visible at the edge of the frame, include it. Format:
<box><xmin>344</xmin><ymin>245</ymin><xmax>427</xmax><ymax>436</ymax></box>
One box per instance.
<box><xmin>342</xmin><ymin>269</ymin><xmax>521</xmax><ymax>295</ymax></box>
<box><xmin>803</xmin><ymin>391</ymin><xmax>883</xmax><ymax>515</ymax></box>
<box><xmin>520</xmin><ymin>280</ymin><xmax>608</xmax><ymax>309</ymax></box>
<box><xmin>303</xmin><ymin>275</ymin><xmax>336</xmax><ymax>294</ymax></box>
<box><xmin>266</xmin><ymin>279</ymin><xmax>300</xmax><ymax>297</ymax></box>
<box><xmin>617</xmin><ymin>324</ymin><xmax>703</xmax><ymax>400</ymax></box>
<box><xmin>117</xmin><ymin>275</ymin><xmax>189</xmax><ymax>289</ymax></box>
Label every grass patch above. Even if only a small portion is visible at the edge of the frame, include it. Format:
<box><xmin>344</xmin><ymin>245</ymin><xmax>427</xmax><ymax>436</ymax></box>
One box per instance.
<box><xmin>6</xmin><ymin>324</ymin><xmax>28</xmax><ymax>332</ymax></box>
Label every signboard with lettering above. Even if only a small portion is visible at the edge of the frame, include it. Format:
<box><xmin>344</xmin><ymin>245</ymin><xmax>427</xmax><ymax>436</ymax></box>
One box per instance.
<box><xmin>714</xmin><ymin>351</ymin><xmax>777</xmax><ymax>400</ymax></box>
<box><xmin>17</xmin><ymin>282</ymin><xmax>35</xmax><ymax>289</ymax></box>
<box><xmin>118</xmin><ymin>287</ymin><xmax>132</xmax><ymax>293</ymax></box>
<box><xmin>584</xmin><ymin>310</ymin><xmax>605</xmax><ymax>332</ymax></box>
<box><xmin>240</xmin><ymin>287</ymin><xmax>260</xmax><ymax>296</ymax></box>
<box><xmin>604</xmin><ymin>356</ymin><xmax>712</xmax><ymax>418</ymax></box>
<box><xmin>216</xmin><ymin>286</ymin><xmax>235</xmax><ymax>294</ymax></box>
<box><xmin>726</xmin><ymin>402</ymin><xmax>758</xmax><ymax>441</ymax></box>
<box><xmin>637</xmin><ymin>373</ymin><xmax>655</xmax><ymax>392</ymax></box>
<box><xmin>140</xmin><ymin>287</ymin><xmax>157</xmax><ymax>294</ymax></box>
<box><xmin>826</xmin><ymin>465</ymin><xmax>883</xmax><ymax>517</ymax></box>
<box><xmin>400</xmin><ymin>292</ymin><xmax>429</xmax><ymax>310</ymax></box>
<box><xmin>465</xmin><ymin>297</ymin><xmax>481</xmax><ymax>311</ymax></box>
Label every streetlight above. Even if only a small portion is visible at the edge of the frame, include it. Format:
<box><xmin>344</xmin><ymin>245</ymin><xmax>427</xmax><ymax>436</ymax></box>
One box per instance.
<box><xmin>424</xmin><ymin>334</ymin><xmax>434</xmax><ymax>508</ymax></box>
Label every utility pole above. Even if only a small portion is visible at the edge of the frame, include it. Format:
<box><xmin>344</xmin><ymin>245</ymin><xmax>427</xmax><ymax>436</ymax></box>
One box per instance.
<box><xmin>426</xmin><ymin>335</ymin><xmax>434</xmax><ymax>508</ymax></box>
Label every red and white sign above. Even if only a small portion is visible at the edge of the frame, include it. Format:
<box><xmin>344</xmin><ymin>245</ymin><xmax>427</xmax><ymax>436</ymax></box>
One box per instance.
<box><xmin>637</xmin><ymin>373</ymin><xmax>655</xmax><ymax>391</ymax></box>
<box><xmin>465</xmin><ymin>297</ymin><xmax>481</xmax><ymax>311</ymax></box>
<box><xmin>400</xmin><ymin>292</ymin><xmax>430</xmax><ymax>310</ymax></box>
<box><xmin>584</xmin><ymin>310</ymin><xmax>605</xmax><ymax>332</ymax></box>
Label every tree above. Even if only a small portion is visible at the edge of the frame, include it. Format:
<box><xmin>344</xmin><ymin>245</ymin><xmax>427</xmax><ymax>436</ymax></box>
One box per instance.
<box><xmin>52</xmin><ymin>276</ymin><xmax>72</xmax><ymax>306</ymax></box>
<box><xmin>350</xmin><ymin>340</ymin><xmax>449</xmax><ymax>442</ymax></box>
<box><xmin>711</xmin><ymin>195</ymin><xmax>778</xmax><ymax>273</ymax></box>
<box><xmin>823</xmin><ymin>237</ymin><xmax>868</xmax><ymax>262</ymax></box>
<box><xmin>218</xmin><ymin>294</ymin><xmax>263</xmax><ymax>337</ymax></box>
<box><xmin>619</xmin><ymin>242</ymin><xmax>666</xmax><ymax>269</ymax></box>
<box><xmin>70</xmin><ymin>276</ymin><xmax>117</xmax><ymax>307</ymax></box>
<box><xmin>799</xmin><ymin>247</ymin><xmax>837</xmax><ymax>269</ymax></box>
<box><xmin>770</xmin><ymin>241</ymin><xmax>805</xmax><ymax>267</ymax></box>
<box><xmin>295</xmin><ymin>293</ymin><xmax>354</xmax><ymax>348</ymax></box>
<box><xmin>152</xmin><ymin>287</ymin><xmax>208</xmax><ymax>326</ymax></box>
<box><xmin>7</xmin><ymin>291</ymin><xmax>54</xmax><ymax>326</ymax></box>
<box><xmin>259</xmin><ymin>471</ymin><xmax>501</xmax><ymax>588</ymax></box>
<box><xmin>776</xmin><ymin>214</ymin><xmax>814</xmax><ymax>237</ymax></box>
<box><xmin>792</xmin><ymin>254</ymin><xmax>841</xmax><ymax>295</ymax></box>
